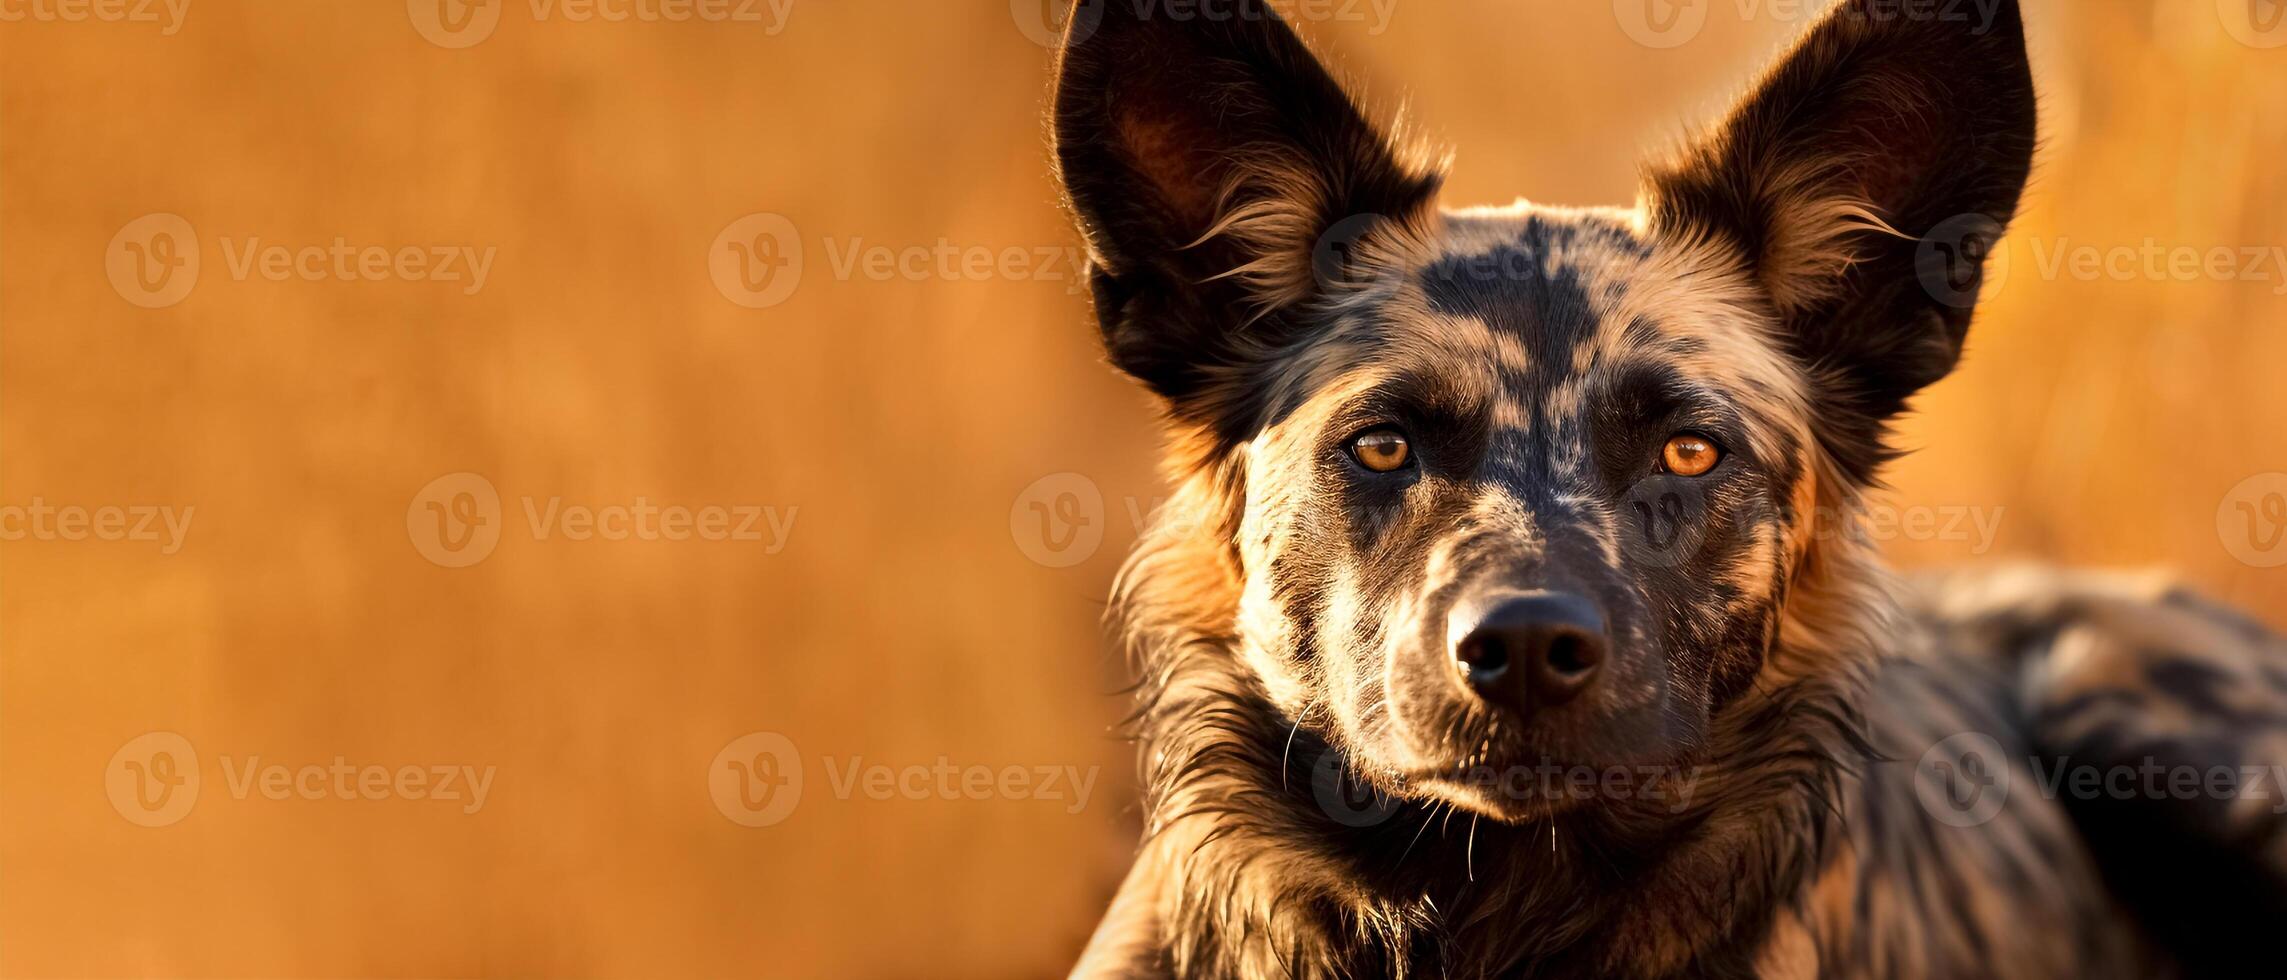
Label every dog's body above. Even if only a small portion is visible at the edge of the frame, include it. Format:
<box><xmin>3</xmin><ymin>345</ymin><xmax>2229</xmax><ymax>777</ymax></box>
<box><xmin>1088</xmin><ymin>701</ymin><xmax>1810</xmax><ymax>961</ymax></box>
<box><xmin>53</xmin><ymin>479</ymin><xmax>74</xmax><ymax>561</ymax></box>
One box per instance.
<box><xmin>1048</xmin><ymin>2</ymin><xmax>2287</xmax><ymax>976</ymax></box>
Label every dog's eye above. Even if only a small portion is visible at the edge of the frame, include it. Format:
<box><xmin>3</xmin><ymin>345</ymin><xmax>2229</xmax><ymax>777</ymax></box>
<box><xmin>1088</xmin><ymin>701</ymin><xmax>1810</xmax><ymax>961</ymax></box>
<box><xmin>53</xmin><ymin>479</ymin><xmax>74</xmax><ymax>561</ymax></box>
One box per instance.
<box><xmin>1349</xmin><ymin>429</ymin><xmax>1413</xmax><ymax>473</ymax></box>
<box><xmin>1661</xmin><ymin>434</ymin><xmax>1722</xmax><ymax>477</ymax></box>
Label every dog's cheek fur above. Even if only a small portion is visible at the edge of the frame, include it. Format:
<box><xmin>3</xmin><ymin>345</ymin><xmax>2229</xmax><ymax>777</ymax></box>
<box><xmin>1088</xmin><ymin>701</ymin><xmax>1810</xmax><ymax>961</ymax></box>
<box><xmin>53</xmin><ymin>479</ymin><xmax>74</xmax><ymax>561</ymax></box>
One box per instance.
<box><xmin>1232</xmin><ymin>387</ymin><xmax>1424</xmax><ymax>771</ymax></box>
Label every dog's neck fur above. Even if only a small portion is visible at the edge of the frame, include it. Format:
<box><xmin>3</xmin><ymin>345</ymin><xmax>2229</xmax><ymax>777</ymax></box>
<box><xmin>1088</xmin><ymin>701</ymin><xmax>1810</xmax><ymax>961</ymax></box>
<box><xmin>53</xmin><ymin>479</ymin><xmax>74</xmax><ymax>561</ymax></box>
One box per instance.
<box><xmin>1108</xmin><ymin>461</ymin><xmax>1895</xmax><ymax>979</ymax></box>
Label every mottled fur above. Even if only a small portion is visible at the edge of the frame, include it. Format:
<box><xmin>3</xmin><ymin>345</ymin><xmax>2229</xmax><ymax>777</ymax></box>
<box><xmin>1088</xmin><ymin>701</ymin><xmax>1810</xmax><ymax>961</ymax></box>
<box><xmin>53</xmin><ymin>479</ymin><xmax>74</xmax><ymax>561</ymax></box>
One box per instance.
<box><xmin>1049</xmin><ymin>2</ymin><xmax>2287</xmax><ymax>977</ymax></box>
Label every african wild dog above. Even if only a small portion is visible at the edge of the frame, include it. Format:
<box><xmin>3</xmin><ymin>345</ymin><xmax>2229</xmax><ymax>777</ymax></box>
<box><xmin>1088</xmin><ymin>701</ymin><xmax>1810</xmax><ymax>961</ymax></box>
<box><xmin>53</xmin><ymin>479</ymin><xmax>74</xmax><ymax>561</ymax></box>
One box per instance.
<box><xmin>1049</xmin><ymin>1</ymin><xmax>2287</xmax><ymax>977</ymax></box>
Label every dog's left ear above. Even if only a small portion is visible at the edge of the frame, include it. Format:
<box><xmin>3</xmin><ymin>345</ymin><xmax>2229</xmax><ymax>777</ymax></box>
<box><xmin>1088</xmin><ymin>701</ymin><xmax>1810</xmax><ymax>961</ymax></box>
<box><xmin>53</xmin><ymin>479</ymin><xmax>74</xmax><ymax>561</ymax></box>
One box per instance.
<box><xmin>1648</xmin><ymin>0</ymin><xmax>2035</xmax><ymax>439</ymax></box>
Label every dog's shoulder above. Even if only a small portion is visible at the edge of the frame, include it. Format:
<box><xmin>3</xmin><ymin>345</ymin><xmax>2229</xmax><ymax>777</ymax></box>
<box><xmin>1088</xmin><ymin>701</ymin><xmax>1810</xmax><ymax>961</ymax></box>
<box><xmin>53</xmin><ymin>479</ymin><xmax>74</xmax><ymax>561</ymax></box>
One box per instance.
<box><xmin>1894</xmin><ymin>564</ymin><xmax>2287</xmax><ymax>974</ymax></box>
<box><xmin>1793</xmin><ymin>572</ymin><xmax>2144</xmax><ymax>978</ymax></box>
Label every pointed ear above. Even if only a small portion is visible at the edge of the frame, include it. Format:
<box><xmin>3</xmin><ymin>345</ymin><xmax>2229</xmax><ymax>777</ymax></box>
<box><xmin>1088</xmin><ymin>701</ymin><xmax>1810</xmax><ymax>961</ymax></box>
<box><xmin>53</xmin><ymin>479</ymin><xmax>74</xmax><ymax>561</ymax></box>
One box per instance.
<box><xmin>1052</xmin><ymin>0</ymin><xmax>1442</xmax><ymax>412</ymax></box>
<box><xmin>1647</xmin><ymin>0</ymin><xmax>2035</xmax><ymax>429</ymax></box>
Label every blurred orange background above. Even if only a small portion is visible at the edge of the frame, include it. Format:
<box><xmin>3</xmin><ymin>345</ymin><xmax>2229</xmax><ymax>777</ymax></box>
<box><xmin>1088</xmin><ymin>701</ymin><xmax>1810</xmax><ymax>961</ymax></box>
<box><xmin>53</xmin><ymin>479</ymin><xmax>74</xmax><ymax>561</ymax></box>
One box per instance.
<box><xmin>2</xmin><ymin>1</ymin><xmax>2282</xmax><ymax>976</ymax></box>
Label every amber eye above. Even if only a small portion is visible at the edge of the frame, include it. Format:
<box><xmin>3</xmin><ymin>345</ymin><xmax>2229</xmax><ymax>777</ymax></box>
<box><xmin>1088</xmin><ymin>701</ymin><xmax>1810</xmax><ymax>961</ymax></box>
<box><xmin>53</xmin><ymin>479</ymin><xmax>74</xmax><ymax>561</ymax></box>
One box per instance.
<box><xmin>1662</xmin><ymin>435</ymin><xmax>1722</xmax><ymax>477</ymax></box>
<box><xmin>1349</xmin><ymin>429</ymin><xmax>1413</xmax><ymax>473</ymax></box>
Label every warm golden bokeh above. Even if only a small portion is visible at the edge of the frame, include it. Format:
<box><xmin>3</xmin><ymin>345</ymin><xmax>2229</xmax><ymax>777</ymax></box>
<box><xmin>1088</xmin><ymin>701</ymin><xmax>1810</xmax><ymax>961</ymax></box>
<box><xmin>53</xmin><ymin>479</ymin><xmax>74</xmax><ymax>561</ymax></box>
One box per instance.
<box><xmin>1</xmin><ymin>1</ymin><xmax>2280</xmax><ymax>976</ymax></box>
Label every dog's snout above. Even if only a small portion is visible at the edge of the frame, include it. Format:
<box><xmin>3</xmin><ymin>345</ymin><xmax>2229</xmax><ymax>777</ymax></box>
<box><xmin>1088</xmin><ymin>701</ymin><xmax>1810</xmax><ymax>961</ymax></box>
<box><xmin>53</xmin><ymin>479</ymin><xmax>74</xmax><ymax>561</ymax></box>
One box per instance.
<box><xmin>1451</xmin><ymin>592</ymin><xmax>1608</xmax><ymax>714</ymax></box>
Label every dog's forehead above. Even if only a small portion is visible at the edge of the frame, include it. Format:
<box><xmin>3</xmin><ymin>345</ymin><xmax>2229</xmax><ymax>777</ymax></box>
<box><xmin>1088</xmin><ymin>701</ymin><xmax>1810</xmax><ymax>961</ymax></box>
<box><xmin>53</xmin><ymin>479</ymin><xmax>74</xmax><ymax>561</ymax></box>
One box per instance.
<box><xmin>1261</xmin><ymin>201</ymin><xmax>1809</xmax><ymax>470</ymax></box>
<box><xmin>1299</xmin><ymin>204</ymin><xmax>1682</xmax><ymax>414</ymax></box>
<box><xmin>1409</xmin><ymin>206</ymin><xmax>1656</xmax><ymax>387</ymax></box>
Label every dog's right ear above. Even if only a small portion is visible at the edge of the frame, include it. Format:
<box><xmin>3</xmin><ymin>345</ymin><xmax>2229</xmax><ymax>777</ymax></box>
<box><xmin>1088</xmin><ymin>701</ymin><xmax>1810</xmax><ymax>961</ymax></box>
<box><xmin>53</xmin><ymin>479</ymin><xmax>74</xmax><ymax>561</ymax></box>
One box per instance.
<box><xmin>1052</xmin><ymin>0</ymin><xmax>1442</xmax><ymax>414</ymax></box>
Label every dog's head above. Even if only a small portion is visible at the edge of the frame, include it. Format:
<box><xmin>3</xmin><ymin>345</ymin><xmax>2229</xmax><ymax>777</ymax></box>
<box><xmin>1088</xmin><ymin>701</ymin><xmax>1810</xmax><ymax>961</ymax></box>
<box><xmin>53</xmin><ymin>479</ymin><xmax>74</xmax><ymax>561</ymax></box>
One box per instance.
<box><xmin>1053</xmin><ymin>0</ymin><xmax>2033</xmax><ymax>822</ymax></box>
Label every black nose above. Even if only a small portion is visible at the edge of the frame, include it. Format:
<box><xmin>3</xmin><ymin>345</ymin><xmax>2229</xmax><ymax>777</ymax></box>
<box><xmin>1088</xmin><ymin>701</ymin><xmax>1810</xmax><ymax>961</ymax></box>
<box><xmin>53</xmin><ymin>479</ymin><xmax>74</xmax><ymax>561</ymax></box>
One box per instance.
<box><xmin>1452</xmin><ymin>592</ymin><xmax>1608</xmax><ymax>714</ymax></box>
